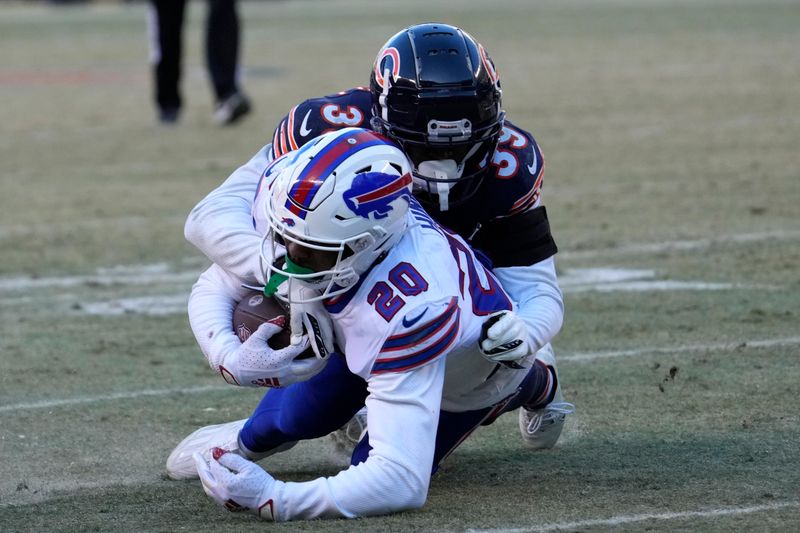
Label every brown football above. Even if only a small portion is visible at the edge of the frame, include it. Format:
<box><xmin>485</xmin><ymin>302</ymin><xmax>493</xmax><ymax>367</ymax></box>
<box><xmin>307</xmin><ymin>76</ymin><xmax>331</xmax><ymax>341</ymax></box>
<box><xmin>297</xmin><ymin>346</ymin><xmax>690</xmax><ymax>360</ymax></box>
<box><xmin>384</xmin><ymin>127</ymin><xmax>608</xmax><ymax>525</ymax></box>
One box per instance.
<box><xmin>232</xmin><ymin>291</ymin><xmax>315</xmax><ymax>358</ymax></box>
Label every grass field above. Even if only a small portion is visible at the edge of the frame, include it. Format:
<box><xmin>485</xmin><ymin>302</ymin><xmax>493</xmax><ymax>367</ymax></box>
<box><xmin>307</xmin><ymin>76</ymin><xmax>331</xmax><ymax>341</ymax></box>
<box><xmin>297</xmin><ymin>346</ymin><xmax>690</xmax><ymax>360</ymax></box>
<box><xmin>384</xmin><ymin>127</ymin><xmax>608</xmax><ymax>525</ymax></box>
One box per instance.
<box><xmin>1</xmin><ymin>0</ymin><xmax>799</xmax><ymax>531</ymax></box>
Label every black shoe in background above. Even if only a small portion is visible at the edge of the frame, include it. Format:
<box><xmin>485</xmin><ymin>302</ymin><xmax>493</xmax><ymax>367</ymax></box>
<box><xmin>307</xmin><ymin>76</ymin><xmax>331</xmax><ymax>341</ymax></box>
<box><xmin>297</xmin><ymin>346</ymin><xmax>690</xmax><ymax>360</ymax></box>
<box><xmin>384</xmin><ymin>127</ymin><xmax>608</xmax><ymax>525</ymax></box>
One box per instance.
<box><xmin>213</xmin><ymin>93</ymin><xmax>251</xmax><ymax>126</ymax></box>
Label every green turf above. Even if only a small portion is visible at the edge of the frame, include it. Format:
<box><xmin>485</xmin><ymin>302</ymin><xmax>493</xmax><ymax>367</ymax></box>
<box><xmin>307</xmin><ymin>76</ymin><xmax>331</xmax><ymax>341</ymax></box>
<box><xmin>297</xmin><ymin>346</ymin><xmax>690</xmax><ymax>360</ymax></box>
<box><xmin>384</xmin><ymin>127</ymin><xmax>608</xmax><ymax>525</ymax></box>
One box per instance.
<box><xmin>1</xmin><ymin>0</ymin><xmax>799</xmax><ymax>530</ymax></box>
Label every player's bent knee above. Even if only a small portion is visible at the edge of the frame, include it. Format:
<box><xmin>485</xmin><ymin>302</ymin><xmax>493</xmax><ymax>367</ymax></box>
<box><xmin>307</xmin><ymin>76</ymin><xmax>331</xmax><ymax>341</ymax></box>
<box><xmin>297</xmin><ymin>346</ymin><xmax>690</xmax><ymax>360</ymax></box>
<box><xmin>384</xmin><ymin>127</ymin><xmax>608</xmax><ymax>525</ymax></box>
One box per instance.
<box><xmin>395</xmin><ymin>478</ymin><xmax>429</xmax><ymax>511</ymax></box>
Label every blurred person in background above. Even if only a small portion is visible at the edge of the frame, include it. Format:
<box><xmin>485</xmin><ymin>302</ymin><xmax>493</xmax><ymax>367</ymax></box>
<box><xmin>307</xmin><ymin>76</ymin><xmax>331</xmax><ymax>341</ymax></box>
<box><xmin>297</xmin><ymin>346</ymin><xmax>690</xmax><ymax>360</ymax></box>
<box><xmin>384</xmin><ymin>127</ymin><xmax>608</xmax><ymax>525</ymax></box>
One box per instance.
<box><xmin>147</xmin><ymin>0</ymin><xmax>251</xmax><ymax>125</ymax></box>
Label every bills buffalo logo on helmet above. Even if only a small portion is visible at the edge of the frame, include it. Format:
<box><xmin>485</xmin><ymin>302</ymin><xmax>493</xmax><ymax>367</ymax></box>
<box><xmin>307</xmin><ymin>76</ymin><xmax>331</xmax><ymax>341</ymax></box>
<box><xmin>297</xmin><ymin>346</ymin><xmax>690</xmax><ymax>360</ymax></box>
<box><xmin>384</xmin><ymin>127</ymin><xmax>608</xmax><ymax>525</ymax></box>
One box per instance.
<box><xmin>343</xmin><ymin>171</ymin><xmax>412</xmax><ymax>220</ymax></box>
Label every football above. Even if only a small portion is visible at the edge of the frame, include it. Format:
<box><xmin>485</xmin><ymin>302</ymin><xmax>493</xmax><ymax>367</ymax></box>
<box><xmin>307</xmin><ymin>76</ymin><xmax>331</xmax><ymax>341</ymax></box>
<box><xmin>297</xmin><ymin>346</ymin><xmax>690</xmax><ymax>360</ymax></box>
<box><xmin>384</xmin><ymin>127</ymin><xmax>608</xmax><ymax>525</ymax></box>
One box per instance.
<box><xmin>233</xmin><ymin>291</ymin><xmax>315</xmax><ymax>358</ymax></box>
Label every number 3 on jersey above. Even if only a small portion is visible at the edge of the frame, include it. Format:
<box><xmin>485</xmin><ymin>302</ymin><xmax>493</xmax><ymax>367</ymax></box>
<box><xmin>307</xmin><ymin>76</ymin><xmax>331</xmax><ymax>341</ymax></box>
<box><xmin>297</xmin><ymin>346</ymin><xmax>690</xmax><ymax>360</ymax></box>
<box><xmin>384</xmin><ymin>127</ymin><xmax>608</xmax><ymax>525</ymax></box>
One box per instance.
<box><xmin>321</xmin><ymin>104</ymin><xmax>364</xmax><ymax>127</ymax></box>
<box><xmin>488</xmin><ymin>125</ymin><xmax>529</xmax><ymax>179</ymax></box>
<box><xmin>367</xmin><ymin>263</ymin><xmax>429</xmax><ymax>321</ymax></box>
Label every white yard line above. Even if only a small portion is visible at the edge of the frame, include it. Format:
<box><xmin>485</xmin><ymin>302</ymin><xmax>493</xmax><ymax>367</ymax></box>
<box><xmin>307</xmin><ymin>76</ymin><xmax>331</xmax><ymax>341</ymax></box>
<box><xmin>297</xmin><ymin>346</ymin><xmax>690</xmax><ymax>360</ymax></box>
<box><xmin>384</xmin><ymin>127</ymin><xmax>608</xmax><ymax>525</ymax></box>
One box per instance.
<box><xmin>560</xmin><ymin>336</ymin><xmax>800</xmax><ymax>363</ymax></box>
<box><xmin>0</xmin><ymin>264</ymin><xmax>200</xmax><ymax>291</ymax></box>
<box><xmin>78</xmin><ymin>294</ymin><xmax>188</xmax><ymax>315</ymax></box>
<box><xmin>560</xmin><ymin>229</ymin><xmax>800</xmax><ymax>260</ymax></box>
<box><xmin>2</xmin><ymin>228</ymin><xmax>796</xmax><ymax>293</ymax></box>
<box><xmin>0</xmin><ymin>385</ymin><xmax>229</xmax><ymax>413</ymax></box>
<box><xmin>0</xmin><ymin>266</ymin><xmax>769</xmax><ymax>317</ymax></box>
<box><xmin>0</xmin><ymin>215</ymin><xmax>186</xmax><ymax>240</ymax></box>
<box><xmin>2</xmin><ymin>337</ymin><xmax>797</xmax><ymax>415</ymax></box>
<box><xmin>564</xmin><ymin>280</ymin><xmax>754</xmax><ymax>292</ymax></box>
<box><xmin>468</xmin><ymin>501</ymin><xmax>800</xmax><ymax>533</ymax></box>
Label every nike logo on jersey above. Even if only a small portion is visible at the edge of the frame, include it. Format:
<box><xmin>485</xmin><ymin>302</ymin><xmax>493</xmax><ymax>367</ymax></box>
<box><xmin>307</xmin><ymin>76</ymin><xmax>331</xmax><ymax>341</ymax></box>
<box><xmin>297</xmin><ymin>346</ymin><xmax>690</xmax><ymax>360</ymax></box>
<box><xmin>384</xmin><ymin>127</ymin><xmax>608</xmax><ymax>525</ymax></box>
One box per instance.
<box><xmin>528</xmin><ymin>146</ymin><xmax>539</xmax><ymax>176</ymax></box>
<box><xmin>299</xmin><ymin>110</ymin><xmax>313</xmax><ymax>137</ymax></box>
<box><xmin>401</xmin><ymin>309</ymin><xmax>428</xmax><ymax>328</ymax></box>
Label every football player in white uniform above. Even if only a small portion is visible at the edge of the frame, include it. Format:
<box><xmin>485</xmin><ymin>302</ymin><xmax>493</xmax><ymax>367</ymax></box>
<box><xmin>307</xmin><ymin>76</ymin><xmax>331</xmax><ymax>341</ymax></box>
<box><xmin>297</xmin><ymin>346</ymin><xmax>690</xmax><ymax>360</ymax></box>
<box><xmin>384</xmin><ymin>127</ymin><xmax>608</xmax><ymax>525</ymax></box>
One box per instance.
<box><xmin>177</xmin><ymin>24</ymin><xmax>570</xmax><ymax>462</ymax></box>
<box><xmin>188</xmin><ymin>128</ymin><xmax>566</xmax><ymax>520</ymax></box>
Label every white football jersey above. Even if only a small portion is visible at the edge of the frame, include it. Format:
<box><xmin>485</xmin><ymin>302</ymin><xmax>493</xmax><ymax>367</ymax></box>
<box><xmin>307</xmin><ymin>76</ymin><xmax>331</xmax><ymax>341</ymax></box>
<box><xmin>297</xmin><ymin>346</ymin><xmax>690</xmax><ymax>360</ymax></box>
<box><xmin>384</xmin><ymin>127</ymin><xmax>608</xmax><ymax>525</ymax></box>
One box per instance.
<box><xmin>250</xmin><ymin>184</ymin><xmax>537</xmax><ymax>520</ymax></box>
<box><xmin>251</xmin><ymin>172</ymin><xmax>532</xmax><ymax>411</ymax></box>
<box><xmin>325</xmin><ymin>200</ymin><xmax>533</xmax><ymax>412</ymax></box>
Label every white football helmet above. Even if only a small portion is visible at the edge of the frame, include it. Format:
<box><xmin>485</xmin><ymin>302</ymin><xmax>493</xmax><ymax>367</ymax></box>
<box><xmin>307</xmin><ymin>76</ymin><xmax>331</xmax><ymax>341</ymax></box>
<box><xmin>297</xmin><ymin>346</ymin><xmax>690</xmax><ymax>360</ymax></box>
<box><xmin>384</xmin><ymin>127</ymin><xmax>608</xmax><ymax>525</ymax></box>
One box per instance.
<box><xmin>261</xmin><ymin>128</ymin><xmax>413</xmax><ymax>302</ymax></box>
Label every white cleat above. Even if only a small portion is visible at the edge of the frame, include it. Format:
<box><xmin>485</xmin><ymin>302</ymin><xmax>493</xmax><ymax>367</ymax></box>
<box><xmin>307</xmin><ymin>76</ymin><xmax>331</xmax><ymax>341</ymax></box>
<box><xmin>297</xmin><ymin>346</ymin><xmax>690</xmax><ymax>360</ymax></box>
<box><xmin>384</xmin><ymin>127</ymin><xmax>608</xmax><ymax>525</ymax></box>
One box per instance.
<box><xmin>518</xmin><ymin>384</ymin><xmax>574</xmax><ymax>449</ymax></box>
<box><xmin>166</xmin><ymin>419</ymin><xmax>248</xmax><ymax>480</ymax></box>
<box><xmin>166</xmin><ymin>419</ymin><xmax>298</xmax><ymax>480</ymax></box>
<box><xmin>518</xmin><ymin>343</ymin><xmax>574</xmax><ymax>449</ymax></box>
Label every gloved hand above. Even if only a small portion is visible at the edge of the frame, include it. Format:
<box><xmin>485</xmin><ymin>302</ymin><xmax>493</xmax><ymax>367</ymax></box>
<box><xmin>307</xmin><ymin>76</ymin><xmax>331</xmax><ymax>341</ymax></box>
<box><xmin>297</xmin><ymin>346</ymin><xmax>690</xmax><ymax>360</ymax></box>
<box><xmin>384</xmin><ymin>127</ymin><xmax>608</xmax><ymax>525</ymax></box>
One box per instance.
<box><xmin>479</xmin><ymin>311</ymin><xmax>531</xmax><ymax>368</ymax></box>
<box><xmin>219</xmin><ymin>318</ymin><xmax>327</xmax><ymax>388</ymax></box>
<box><xmin>195</xmin><ymin>448</ymin><xmax>281</xmax><ymax>521</ymax></box>
<box><xmin>288</xmin><ymin>286</ymin><xmax>335</xmax><ymax>360</ymax></box>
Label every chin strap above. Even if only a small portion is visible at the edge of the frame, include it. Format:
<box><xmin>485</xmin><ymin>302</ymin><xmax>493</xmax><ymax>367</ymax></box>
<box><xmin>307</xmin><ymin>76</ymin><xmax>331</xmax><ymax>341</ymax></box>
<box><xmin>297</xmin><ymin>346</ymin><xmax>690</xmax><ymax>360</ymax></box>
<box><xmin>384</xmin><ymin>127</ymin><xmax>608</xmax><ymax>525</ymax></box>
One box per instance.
<box><xmin>264</xmin><ymin>256</ymin><xmax>314</xmax><ymax>297</ymax></box>
<box><xmin>436</xmin><ymin>180</ymin><xmax>451</xmax><ymax>212</ymax></box>
<box><xmin>380</xmin><ymin>67</ymin><xmax>391</xmax><ymax>122</ymax></box>
<box><xmin>417</xmin><ymin>160</ymin><xmax>460</xmax><ymax>212</ymax></box>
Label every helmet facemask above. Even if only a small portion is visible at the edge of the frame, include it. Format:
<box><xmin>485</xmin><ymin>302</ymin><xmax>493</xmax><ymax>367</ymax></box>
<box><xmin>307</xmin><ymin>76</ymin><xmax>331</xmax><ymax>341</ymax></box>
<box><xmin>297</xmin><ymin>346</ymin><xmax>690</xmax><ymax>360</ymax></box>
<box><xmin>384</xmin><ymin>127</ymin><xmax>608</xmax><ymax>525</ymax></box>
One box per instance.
<box><xmin>262</xmin><ymin>196</ymin><xmax>398</xmax><ymax>304</ymax></box>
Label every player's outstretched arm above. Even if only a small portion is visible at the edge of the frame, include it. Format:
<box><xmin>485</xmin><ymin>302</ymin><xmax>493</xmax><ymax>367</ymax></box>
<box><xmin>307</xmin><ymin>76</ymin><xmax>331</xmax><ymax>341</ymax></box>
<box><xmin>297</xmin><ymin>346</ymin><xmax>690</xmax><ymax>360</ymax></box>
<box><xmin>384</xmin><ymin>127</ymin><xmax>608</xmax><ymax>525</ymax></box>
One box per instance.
<box><xmin>195</xmin><ymin>359</ymin><xmax>446</xmax><ymax>520</ymax></box>
<box><xmin>184</xmin><ymin>145</ymin><xmax>272</xmax><ymax>285</ymax></box>
<box><xmin>493</xmin><ymin>256</ymin><xmax>564</xmax><ymax>355</ymax></box>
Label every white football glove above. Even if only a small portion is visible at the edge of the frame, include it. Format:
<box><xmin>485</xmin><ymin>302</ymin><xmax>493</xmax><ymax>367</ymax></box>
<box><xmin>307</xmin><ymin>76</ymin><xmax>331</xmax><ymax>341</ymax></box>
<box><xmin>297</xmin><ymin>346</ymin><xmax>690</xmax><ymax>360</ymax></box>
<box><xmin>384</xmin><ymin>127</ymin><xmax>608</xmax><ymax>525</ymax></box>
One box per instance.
<box><xmin>479</xmin><ymin>311</ymin><xmax>531</xmax><ymax>368</ymax></box>
<box><xmin>194</xmin><ymin>448</ymin><xmax>282</xmax><ymax>521</ymax></box>
<box><xmin>219</xmin><ymin>317</ymin><xmax>327</xmax><ymax>388</ymax></box>
<box><xmin>288</xmin><ymin>286</ymin><xmax>335</xmax><ymax>360</ymax></box>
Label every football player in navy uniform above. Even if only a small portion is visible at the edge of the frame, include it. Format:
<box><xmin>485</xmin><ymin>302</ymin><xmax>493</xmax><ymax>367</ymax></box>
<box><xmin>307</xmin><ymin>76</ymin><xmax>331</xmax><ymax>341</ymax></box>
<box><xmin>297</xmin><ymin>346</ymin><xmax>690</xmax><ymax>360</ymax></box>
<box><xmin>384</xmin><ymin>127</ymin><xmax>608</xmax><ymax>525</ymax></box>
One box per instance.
<box><xmin>169</xmin><ymin>23</ymin><xmax>572</xmax><ymax>482</ymax></box>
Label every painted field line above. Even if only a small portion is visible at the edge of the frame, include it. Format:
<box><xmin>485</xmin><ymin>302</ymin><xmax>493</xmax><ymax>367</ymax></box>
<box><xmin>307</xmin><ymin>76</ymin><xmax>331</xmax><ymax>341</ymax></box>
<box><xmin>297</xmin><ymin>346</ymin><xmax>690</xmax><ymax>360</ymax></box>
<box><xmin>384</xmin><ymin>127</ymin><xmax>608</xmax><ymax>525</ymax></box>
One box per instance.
<box><xmin>3</xmin><ymin>338</ymin><xmax>799</xmax><ymax>414</ymax></box>
<box><xmin>0</xmin><ymin>215</ymin><xmax>186</xmax><ymax>240</ymax></box>
<box><xmin>469</xmin><ymin>501</ymin><xmax>800</xmax><ymax>533</ymax></box>
<box><xmin>560</xmin><ymin>228</ymin><xmax>800</xmax><ymax>260</ymax></box>
<box><xmin>0</xmin><ymin>384</ymin><xmax>229</xmax><ymax>414</ymax></box>
<box><xmin>560</xmin><ymin>336</ymin><xmax>800</xmax><ymax>363</ymax></box>
<box><xmin>0</xmin><ymin>264</ymin><xmax>199</xmax><ymax>291</ymax></box>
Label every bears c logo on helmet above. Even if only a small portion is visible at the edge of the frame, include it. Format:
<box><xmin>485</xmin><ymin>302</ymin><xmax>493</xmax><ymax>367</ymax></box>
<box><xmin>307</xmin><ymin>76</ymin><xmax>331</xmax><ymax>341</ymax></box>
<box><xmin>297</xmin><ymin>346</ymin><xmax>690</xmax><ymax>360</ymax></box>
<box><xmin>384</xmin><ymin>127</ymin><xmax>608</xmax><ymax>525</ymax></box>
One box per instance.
<box><xmin>374</xmin><ymin>47</ymin><xmax>400</xmax><ymax>89</ymax></box>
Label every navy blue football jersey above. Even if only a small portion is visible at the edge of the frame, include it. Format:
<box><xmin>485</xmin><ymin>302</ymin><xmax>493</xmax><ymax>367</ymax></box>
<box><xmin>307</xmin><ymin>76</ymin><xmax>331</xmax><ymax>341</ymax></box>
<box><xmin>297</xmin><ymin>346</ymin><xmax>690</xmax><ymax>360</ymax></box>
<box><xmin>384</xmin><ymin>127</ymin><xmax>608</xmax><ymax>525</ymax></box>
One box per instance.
<box><xmin>270</xmin><ymin>87</ymin><xmax>551</xmax><ymax>265</ymax></box>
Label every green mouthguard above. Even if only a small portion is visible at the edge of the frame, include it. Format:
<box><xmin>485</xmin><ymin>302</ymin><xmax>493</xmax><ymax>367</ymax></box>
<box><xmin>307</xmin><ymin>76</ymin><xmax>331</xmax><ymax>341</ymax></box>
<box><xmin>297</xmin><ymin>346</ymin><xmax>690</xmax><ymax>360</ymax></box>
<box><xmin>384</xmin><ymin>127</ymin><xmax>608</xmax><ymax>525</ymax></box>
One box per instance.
<box><xmin>264</xmin><ymin>255</ymin><xmax>315</xmax><ymax>296</ymax></box>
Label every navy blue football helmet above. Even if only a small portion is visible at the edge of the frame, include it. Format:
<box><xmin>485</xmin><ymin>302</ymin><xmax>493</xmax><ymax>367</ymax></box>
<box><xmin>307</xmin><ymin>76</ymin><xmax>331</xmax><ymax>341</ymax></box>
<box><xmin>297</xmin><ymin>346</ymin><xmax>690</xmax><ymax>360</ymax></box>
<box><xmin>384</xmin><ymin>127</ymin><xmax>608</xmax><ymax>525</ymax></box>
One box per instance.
<box><xmin>369</xmin><ymin>23</ymin><xmax>505</xmax><ymax>211</ymax></box>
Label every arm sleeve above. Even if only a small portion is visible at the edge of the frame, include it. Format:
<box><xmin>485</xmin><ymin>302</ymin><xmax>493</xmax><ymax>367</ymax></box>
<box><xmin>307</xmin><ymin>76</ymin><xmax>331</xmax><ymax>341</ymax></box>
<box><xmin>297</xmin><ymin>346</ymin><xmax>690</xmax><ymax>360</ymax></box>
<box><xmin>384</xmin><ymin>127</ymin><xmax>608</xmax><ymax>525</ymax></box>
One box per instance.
<box><xmin>493</xmin><ymin>255</ymin><xmax>564</xmax><ymax>354</ymax></box>
<box><xmin>187</xmin><ymin>264</ymin><xmax>252</xmax><ymax>372</ymax></box>
<box><xmin>184</xmin><ymin>145</ymin><xmax>272</xmax><ymax>285</ymax></box>
<box><xmin>271</xmin><ymin>358</ymin><xmax>446</xmax><ymax>521</ymax></box>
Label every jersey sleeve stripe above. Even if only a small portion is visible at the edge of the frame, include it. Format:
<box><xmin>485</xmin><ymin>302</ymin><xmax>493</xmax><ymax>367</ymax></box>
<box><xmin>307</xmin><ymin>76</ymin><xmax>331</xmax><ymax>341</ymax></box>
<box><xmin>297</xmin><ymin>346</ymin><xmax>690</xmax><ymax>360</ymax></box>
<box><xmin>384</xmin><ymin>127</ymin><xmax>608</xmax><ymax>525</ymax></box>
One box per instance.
<box><xmin>271</xmin><ymin>120</ymin><xmax>284</xmax><ymax>159</ymax></box>
<box><xmin>371</xmin><ymin>311</ymin><xmax>460</xmax><ymax>374</ymax></box>
<box><xmin>286</xmin><ymin>106</ymin><xmax>299</xmax><ymax>151</ymax></box>
<box><xmin>381</xmin><ymin>297</ymin><xmax>458</xmax><ymax>351</ymax></box>
<box><xmin>510</xmin><ymin>144</ymin><xmax>544</xmax><ymax>210</ymax></box>
<box><xmin>278</xmin><ymin>121</ymin><xmax>288</xmax><ymax>156</ymax></box>
<box><xmin>509</xmin><ymin>158</ymin><xmax>545</xmax><ymax>215</ymax></box>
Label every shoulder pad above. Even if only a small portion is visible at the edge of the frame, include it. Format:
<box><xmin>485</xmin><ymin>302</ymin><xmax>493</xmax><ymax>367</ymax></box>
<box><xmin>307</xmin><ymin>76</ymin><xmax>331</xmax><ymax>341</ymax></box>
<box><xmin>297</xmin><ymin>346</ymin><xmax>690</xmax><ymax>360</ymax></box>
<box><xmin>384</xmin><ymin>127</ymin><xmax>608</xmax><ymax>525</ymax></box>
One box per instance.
<box><xmin>484</xmin><ymin>121</ymin><xmax>546</xmax><ymax>216</ymax></box>
<box><xmin>270</xmin><ymin>88</ymin><xmax>373</xmax><ymax>159</ymax></box>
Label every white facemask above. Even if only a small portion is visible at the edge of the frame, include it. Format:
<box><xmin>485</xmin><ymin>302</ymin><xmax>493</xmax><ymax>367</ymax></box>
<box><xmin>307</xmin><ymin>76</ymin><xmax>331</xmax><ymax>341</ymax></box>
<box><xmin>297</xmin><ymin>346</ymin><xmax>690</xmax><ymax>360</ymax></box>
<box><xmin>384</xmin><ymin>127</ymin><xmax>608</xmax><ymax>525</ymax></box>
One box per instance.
<box><xmin>415</xmin><ymin>159</ymin><xmax>462</xmax><ymax>211</ymax></box>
